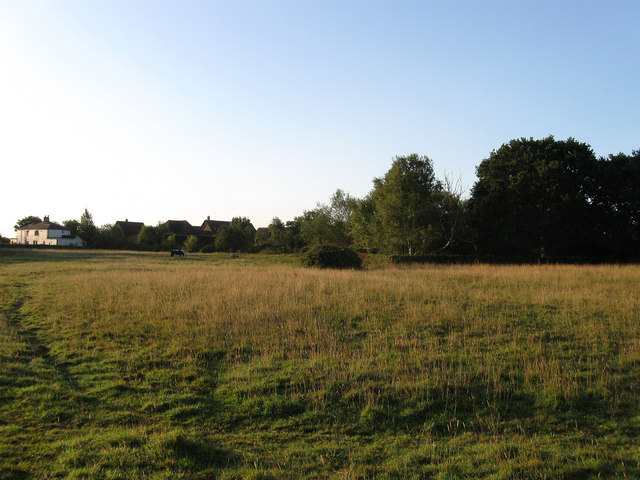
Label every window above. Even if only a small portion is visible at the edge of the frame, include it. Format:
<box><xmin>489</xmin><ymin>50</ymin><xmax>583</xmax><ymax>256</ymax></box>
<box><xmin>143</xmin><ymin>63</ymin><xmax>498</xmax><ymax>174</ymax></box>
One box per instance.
<box><xmin>35</xmin><ymin>230</ymin><xmax>39</xmax><ymax>236</ymax></box>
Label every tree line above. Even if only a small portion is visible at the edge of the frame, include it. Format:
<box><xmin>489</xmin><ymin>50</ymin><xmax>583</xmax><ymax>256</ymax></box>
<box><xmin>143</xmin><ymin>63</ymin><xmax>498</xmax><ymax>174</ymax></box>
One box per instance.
<box><xmin>290</xmin><ymin>136</ymin><xmax>638</xmax><ymax>261</ymax></box>
<box><xmin>9</xmin><ymin>136</ymin><xmax>639</xmax><ymax>261</ymax></box>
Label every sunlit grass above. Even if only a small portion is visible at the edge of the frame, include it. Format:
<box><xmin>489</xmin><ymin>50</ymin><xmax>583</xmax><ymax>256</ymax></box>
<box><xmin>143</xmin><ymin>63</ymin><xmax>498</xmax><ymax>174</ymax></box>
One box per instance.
<box><xmin>1</xmin><ymin>250</ymin><xmax>639</xmax><ymax>478</ymax></box>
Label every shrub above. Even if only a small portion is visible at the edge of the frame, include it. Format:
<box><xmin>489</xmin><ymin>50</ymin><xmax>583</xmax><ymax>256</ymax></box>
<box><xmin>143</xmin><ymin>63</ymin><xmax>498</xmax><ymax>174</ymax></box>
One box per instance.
<box><xmin>301</xmin><ymin>245</ymin><xmax>362</xmax><ymax>269</ymax></box>
<box><xmin>184</xmin><ymin>235</ymin><xmax>201</xmax><ymax>253</ymax></box>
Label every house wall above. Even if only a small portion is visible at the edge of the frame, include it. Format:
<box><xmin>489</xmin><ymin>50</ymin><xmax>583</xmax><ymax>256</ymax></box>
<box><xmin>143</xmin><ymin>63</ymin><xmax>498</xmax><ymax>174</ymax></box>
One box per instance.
<box><xmin>15</xmin><ymin>228</ymin><xmax>83</xmax><ymax>246</ymax></box>
<box><xmin>57</xmin><ymin>237</ymin><xmax>85</xmax><ymax>247</ymax></box>
<box><xmin>18</xmin><ymin>228</ymin><xmax>65</xmax><ymax>245</ymax></box>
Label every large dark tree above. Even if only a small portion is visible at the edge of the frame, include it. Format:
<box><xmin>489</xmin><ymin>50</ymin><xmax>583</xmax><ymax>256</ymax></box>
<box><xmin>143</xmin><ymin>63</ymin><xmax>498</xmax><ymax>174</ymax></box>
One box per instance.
<box><xmin>468</xmin><ymin>136</ymin><xmax>601</xmax><ymax>258</ymax></box>
<box><xmin>62</xmin><ymin>219</ymin><xmax>80</xmax><ymax>237</ymax></box>
<box><xmin>591</xmin><ymin>150</ymin><xmax>640</xmax><ymax>258</ymax></box>
<box><xmin>14</xmin><ymin>216</ymin><xmax>42</xmax><ymax>230</ymax></box>
<box><xmin>93</xmin><ymin>224</ymin><xmax>126</xmax><ymax>249</ymax></box>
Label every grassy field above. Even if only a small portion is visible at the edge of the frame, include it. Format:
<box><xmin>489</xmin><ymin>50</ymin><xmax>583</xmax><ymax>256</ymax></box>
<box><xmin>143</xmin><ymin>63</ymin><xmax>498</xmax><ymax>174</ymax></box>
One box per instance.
<box><xmin>1</xmin><ymin>249</ymin><xmax>639</xmax><ymax>479</ymax></box>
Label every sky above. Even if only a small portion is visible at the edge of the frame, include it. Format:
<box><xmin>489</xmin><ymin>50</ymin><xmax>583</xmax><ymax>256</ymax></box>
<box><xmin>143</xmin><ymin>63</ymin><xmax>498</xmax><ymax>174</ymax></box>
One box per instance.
<box><xmin>1</xmin><ymin>0</ymin><xmax>638</xmax><ymax>238</ymax></box>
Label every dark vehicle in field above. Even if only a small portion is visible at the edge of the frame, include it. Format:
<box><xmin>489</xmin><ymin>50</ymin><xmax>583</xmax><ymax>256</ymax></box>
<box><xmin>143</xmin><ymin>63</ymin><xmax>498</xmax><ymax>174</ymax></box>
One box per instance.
<box><xmin>171</xmin><ymin>249</ymin><xmax>186</xmax><ymax>257</ymax></box>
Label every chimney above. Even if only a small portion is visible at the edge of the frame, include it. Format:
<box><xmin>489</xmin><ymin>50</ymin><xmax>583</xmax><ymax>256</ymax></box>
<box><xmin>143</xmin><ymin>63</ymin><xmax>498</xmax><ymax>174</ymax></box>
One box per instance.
<box><xmin>44</xmin><ymin>215</ymin><xmax>49</xmax><ymax>222</ymax></box>
<box><xmin>207</xmin><ymin>216</ymin><xmax>210</xmax><ymax>221</ymax></box>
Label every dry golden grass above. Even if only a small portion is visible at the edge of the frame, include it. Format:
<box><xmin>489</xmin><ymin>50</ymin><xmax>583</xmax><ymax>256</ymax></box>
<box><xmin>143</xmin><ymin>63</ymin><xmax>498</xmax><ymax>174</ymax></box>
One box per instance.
<box><xmin>1</xmin><ymin>251</ymin><xmax>639</xmax><ymax>478</ymax></box>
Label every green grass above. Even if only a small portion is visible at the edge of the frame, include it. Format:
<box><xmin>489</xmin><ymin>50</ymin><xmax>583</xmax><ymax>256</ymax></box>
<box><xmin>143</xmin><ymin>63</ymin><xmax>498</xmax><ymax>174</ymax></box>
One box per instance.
<box><xmin>1</xmin><ymin>249</ymin><xmax>639</xmax><ymax>479</ymax></box>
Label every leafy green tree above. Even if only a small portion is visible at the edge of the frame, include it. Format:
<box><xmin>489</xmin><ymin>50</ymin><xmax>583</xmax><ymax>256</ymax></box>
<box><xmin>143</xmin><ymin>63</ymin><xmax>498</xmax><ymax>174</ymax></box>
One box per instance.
<box><xmin>63</xmin><ymin>219</ymin><xmax>80</xmax><ymax>237</ymax></box>
<box><xmin>79</xmin><ymin>209</ymin><xmax>98</xmax><ymax>246</ymax></box>
<box><xmin>261</xmin><ymin>217</ymin><xmax>305</xmax><ymax>252</ymax></box>
<box><xmin>468</xmin><ymin>136</ymin><xmax>600</xmax><ymax>257</ymax></box>
<box><xmin>215</xmin><ymin>226</ymin><xmax>245</xmax><ymax>252</ymax></box>
<box><xmin>299</xmin><ymin>189</ymin><xmax>358</xmax><ymax>247</ymax></box>
<box><xmin>254</xmin><ymin>217</ymin><xmax>287</xmax><ymax>252</ymax></box>
<box><xmin>183</xmin><ymin>235</ymin><xmax>200</xmax><ymax>253</ymax></box>
<box><xmin>160</xmin><ymin>234</ymin><xmax>182</xmax><ymax>251</ymax></box>
<box><xmin>93</xmin><ymin>224</ymin><xmax>126</xmax><ymax>249</ymax></box>
<box><xmin>231</xmin><ymin>217</ymin><xmax>256</xmax><ymax>241</ymax></box>
<box><xmin>284</xmin><ymin>220</ymin><xmax>304</xmax><ymax>252</ymax></box>
<box><xmin>215</xmin><ymin>217</ymin><xmax>256</xmax><ymax>252</ymax></box>
<box><xmin>14</xmin><ymin>216</ymin><xmax>42</xmax><ymax>230</ymax></box>
<box><xmin>254</xmin><ymin>229</ymin><xmax>272</xmax><ymax>250</ymax></box>
<box><xmin>137</xmin><ymin>223</ymin><xmax>169</xmax><ymax>249</ymax></box>
<box><xmin>348</xmin><ymin>194</ymin><xmax>382</xmax><ymax>252</ymax></box>
<box><xmin>371</xmin><ymin>154</ymin><xmax>444</xmax><ymax>255</ymax></box>
<box><xmin>268</xmin><ymin>217</ymin><xmax>286</xmax><ymax>247</ymax></box>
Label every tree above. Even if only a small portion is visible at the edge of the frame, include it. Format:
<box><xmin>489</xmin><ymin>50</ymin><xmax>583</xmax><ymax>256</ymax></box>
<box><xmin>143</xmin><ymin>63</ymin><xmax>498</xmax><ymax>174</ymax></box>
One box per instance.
<box><xmin>436</xmin><ymin>173</ymin><xmax>473</xmax><ymax>253</ymax></box>
<box><xmin>268</xmin><ymin>217</ymin><xmax>286</xmax><ymax>247</ymax></box>
<box><xmin>160</xmin><ymin>234</ymin><xmax>182</xmax><ymax>251</ymax></box>
<box><xmin>468</xmin><ymin>136</ymin><xmax>601</xmax><ymax>257</ymax></box>
<box><xmin>371</xmin><ymin>154</ymin><xmax>444</xmax><ymax>255</ymax></box>
<box><xmin>591</xmin><ymin>150</ymin><xmax>640</xmax><ymax>258</ymax></box>
<box><xmin>138</xmin><ymin>223</ymin><xmax>169</xmax><ymax>249</ymax></box>
<box><xmin>93</xmin><ymin>224</ymin><xmax>126</xmax><ymax>249</ymax></box>
<box><xmin>255</xmin><ymin>217</ymin><xmax>287</xmax><ymax>252</ymax></box>
<box><xmin>298</xmin><ymin>189</ymin><xmax>358</xmax><ymax>247</ymax></box>
<box><xmin>348</xmin><ymin>194</ymin><xmax>382</xmax><ymax>252</ymax></box>
<box><xmin>183</xmin><ymin>235</ymin><xmax>200</xmax><ymax>253</ymax></box>
<box><xmin>78</xmin><ymin>209</ymin><xmax>98</xmax><ymax>246</ymax></box>
<box><xmin>283</xmin><ymin>220</ymin><xmax>304</xmax><ymax>252</ymax></box>
<box><xmin>63</xmin><ymin>219</ymin><xmax>80</xmax><ymax>237</ymax></box>
<box><xmin>14</xmin><ymin>216</ymin><xmax>42</xmax><ymax>230</ymax></box>
<box><xmin>215</xmin><ymin>217</ymin><xmax>256</xmax><ymax>252</ymax></box>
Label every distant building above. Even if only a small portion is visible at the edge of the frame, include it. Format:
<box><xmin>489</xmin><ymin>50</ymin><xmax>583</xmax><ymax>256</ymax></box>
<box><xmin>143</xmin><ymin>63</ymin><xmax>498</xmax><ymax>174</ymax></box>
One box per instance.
<box><xmin>199</xmin><ymin>216</ymin><xmax>230</xmax><ymax>236</ymax></box>
<box><xmin>115</xmin><ymin>219</ymin><xmax>145</xmax><ymax>243</ymax></box>
<box><xmin>165</xmin><ymin>220</ymin><xmax>197</xmax><ymax>236</ymax></box>
<box><xmin>12</xmin><ymin>216</ymin><xmax>85</xmax><ymax>247</ymax></box>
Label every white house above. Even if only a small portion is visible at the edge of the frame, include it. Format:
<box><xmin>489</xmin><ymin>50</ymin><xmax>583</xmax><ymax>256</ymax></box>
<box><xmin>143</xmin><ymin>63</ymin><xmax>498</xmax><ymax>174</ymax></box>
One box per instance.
<box><xmin>12</xmin><ymin>216</ymin><xmax>85</xmax><ymax>247</ymax></box>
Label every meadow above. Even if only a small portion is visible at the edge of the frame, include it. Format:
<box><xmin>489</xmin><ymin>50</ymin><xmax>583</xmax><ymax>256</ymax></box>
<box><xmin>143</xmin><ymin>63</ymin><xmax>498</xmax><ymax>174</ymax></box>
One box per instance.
<box><xmin>0</xmin><ymin>249</ymin><xmax>639</xmax><ymax>479</ymax></box>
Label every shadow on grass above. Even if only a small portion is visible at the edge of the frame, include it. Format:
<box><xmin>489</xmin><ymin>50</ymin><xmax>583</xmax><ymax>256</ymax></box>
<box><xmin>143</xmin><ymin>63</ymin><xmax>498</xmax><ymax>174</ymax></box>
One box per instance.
<box><xmin>0</xmin><ymin>467</ymin><xmax>30</xmax><ymax>480</ymax></box>
<box><xmin>1</xmin><ymin>290</ymin><xmax>80</xmax><ymax>391</ymax></box>
<box><xmin>163</xmin><ymin>433</ymin><xmax>239</xmax><ymax>469</ymax></box>
<box><xmin>0</xmin><ymin>247</ymin><xmax>158</xmax><ymax>265</ymax></box>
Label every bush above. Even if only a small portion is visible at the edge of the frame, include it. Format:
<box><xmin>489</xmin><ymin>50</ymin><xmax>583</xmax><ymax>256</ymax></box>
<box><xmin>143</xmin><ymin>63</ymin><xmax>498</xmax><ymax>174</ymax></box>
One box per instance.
<box><xmin>301</xmin><ymin>245</ymin><xmax>362</xmax><ymax>269</ymax></box>
<box><xmin>184</xmin><ymin>235</ymin><xmax>201</xmax><ymax>253</ymax></box>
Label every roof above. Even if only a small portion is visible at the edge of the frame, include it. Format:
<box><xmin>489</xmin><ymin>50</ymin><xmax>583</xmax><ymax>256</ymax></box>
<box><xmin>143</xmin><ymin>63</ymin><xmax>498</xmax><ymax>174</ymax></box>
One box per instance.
<box><xmin>16</xmin><ymin>220</ymin><xmax>66</xmax><ymax>231</ymax></box>
<box><xmin>115</xmin><ymin>220</ymin><xmax>144</xmax><ymax>237</ymax></box>
<box><xmin>165</xmin><ymin>220</ymin><xmax>194</xmax><ymax>235</ymax></box>
<box><xmin>200</xmin><ymin>219</ymin><xmax>231</xmax><ymax>234</ymax></box>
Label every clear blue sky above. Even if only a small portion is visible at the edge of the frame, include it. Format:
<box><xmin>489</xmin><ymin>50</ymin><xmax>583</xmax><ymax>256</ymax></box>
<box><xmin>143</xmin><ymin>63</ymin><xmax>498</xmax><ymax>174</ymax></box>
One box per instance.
<box><xmin>1</xmin><ymin>0</ymin><xmax>638</xmax><ymax>238</ymax></box>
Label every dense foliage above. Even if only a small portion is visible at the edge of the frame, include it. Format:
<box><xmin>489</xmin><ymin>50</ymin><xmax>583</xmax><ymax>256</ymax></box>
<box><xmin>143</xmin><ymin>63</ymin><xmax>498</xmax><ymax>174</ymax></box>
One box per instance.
<box><xmin>11</xmin><ymin>136</ymin><xmax>638</xmax><ymax>260</ymax></box>
<box><xmin>301</xmin><ymin>244</ymin><xmax>363</xmax><ymax>269</ymax></box>
<box><xmin>469</xmin><ymin>137</ymin><xmax>601</xmax><ymax>257</ymax></box>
